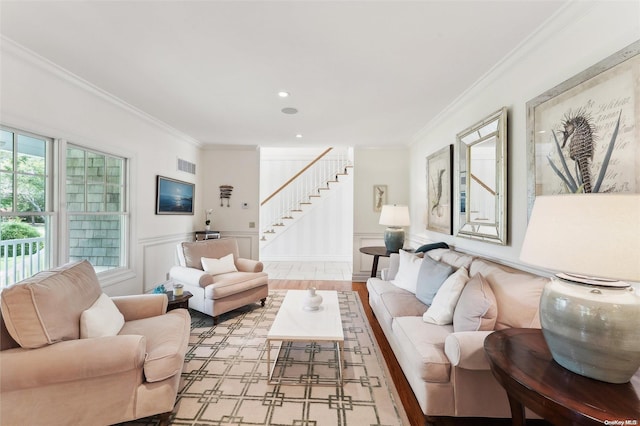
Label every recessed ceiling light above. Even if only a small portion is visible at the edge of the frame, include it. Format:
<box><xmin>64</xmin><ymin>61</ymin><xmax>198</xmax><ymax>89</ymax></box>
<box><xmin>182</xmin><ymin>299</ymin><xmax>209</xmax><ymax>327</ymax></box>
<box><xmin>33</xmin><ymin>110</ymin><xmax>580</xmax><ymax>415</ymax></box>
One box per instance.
<box><xmin>278</xmin><ymin>91</ymin><xmax>290</xmax><ymax>98</ymax></box>
<box><xmin>281</xmin><ymin>107</ymin><xmax>298</xmax><ymax>114</ymax></box>
<box><xmin>296</xmin><ymin>134</ymin><xmax>303</xmax><ymax>138</ymax></box>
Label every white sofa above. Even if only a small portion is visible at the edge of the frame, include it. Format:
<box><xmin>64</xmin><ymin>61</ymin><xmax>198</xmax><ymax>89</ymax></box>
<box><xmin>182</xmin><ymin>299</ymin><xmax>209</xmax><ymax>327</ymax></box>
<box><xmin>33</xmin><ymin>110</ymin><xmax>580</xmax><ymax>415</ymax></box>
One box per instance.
<box><xmin>367</xmin><ymin>248</ymin><xmax>548</xmax><ymax>422</ymax></box>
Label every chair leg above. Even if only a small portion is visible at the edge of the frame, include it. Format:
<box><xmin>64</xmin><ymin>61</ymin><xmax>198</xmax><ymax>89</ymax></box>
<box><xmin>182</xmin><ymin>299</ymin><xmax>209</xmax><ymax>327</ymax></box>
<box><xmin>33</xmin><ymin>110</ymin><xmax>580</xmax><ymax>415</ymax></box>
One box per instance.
<box><xmin>261</xmin><ymin>298</ymin><xmax>266</xmax><ymax>307</ymax></box>
<box><xmin>213</xmin><ymin>316</ymin><xmax>218</xmax><ymax>325</ymax></box>
<box><xmin>157</xmin><ymin>411</ymin><xmax>172</xmax><ymax>426</ymax></box>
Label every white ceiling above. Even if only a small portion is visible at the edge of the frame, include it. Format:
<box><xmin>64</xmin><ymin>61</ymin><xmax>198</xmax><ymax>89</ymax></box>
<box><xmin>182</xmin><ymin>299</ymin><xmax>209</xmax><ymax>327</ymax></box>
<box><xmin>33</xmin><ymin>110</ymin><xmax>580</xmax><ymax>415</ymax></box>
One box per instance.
<box><xmin>0</xmin><ymin>1</ymin><xmax>567</xmax><ymax>148</ymax></box>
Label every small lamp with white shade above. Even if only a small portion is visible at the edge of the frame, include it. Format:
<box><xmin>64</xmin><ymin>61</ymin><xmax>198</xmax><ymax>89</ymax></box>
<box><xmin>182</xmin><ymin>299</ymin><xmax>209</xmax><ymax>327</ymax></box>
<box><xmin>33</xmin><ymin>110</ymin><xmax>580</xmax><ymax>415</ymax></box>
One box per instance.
<box><xmin>520</xmin><ymin>194</ymin><xmax>640</xmax><ymax>383</ymax></box>
<box><xmin>379</xmin><ymin>204</ymin><xmax>410</xmax><ymax>253</ymax></box>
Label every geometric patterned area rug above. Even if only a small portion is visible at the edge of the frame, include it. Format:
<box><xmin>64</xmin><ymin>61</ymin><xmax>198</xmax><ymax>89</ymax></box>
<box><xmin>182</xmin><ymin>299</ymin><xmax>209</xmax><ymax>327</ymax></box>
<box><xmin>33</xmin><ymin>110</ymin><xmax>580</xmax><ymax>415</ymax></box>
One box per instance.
<box><xmin>122</xmin><ymin>290</ymin><xmax>409</xmax><ymax>426</ymax></box>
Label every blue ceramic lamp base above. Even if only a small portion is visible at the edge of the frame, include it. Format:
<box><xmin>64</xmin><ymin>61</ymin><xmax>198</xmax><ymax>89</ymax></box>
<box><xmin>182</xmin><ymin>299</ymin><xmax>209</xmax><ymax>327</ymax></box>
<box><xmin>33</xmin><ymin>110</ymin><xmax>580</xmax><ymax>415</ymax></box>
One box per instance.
<box><xmin>384</xmin><ymin>227</ymin><xmax>405</xmax><ymax>253</ymax></box>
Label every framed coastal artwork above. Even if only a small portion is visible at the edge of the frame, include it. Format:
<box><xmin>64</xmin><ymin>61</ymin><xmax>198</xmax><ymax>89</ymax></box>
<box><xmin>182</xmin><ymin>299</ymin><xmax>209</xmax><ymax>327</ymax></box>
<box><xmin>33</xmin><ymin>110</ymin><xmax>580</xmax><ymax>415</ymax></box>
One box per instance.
<box><xmin>373</xmin><ymin>185</ymin><xmax>387</xmax><ymax>212</ymax></box>
<box><xmin>426</xmin><ymin>145</ymin><xmax>453</xmax><ymax>234</ymax></box>
<box><xmin>156</xmin><ymin>175</ymin><xmax>194</xmax><ymax>215</ymax></box>
<box><xmin>526</xmin><ymin>40</ymin><xmax>640</xmax><ymax>217</ymax></box>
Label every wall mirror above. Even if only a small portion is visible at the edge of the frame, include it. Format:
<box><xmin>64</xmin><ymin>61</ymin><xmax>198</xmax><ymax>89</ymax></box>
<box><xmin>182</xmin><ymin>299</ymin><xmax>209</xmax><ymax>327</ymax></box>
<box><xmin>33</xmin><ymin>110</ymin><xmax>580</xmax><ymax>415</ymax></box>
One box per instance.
<box><xmin>456</xmin><ymin>107</ymin><xmax>507</xmax><ymax>245</ymax></box>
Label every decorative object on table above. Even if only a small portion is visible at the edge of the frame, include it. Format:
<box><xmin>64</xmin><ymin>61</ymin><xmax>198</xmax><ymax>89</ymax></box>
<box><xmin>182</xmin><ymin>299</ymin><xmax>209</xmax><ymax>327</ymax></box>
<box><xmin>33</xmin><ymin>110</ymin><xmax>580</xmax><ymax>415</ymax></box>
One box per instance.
<box><xmin>526</xmin><ymin>40</ymin><xmax>639</xmax><ymax>217</ymax></box>
<box><xmin>152</xmin><ymin>283</ymin><xmax>166</xmax><ymax>294</ymax></box>
<box><xmin>219</xmin><ymin>185</ymin><xmax>233</xmax><ymax>207</ymax></box>
<box><xmin>205</xmin><ymin>208</ymin><xmax>213</xmax><ymax>231</ymax></box>
<box><xmin>173</xmin><ymin>283</ymin><xmax>184</xmax><ymax>296</ymax></box>
<box><xmin>155</xmin><ymin>175</ymin><xmax>194</xmax><ymax>215</ymax></box>
<box><xmin>456</xmin><ymin>107</ymin><xmax>508</xmax><ymax>245</ymax></box>
<box><xmin>426</xmin><ymin>145</ymin><xmax>453</xmax><ymax>234</ymax></box>
<box><xmin>379</xmin><ymin>204</ymin><xmax>410</xmax><ymax>252</ymax></box>
<box><xmin>373</xmin><ymin>184</ymin><xmax>387</xmax><ymax>212</ymax></box>
<box><xmin>302</xmin><ymin>287</ymin><xmax>323</xmax><ymax>311</ymax></box>
<box><xmin>520</xmin><ymin>194</ymin><xmax>640</xmax><ymax>383</ymax></box>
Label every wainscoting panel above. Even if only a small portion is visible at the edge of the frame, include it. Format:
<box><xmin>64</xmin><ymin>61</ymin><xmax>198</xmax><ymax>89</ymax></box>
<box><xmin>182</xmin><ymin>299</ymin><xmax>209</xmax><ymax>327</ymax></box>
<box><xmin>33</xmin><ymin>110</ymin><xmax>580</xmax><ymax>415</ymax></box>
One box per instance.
<box><xmin>352</xmin><ymin>234</ymin><xmax>389</xmax><ymax>282</ymax></box>
<box><xmin>140</xmin><ymin>233</ymin><xmax>193</xmax><ymax>292</ymax></box>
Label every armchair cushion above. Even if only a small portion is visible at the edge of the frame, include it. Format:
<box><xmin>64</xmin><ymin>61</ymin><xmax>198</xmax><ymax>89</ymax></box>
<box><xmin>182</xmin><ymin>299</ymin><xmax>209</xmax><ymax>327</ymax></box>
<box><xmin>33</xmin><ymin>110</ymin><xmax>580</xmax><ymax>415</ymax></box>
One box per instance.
<box><xmin>0</xmin><ymin>260</ymin><xmax>101</xmax><ymax>348</ymax></box>
<box><xmin>202</xmin><ymin>253</ymin><xmax>238</xmax><ymax>275</ymax></box>
<box><xmin>80</xmin><ymin>293</ymin><xmax>125</xmax><ymax>338</ymax></box>
<box><xmin>119</xmin><ymin>309</ymin><xmax>190</xmax><ymax>382</ymax></box>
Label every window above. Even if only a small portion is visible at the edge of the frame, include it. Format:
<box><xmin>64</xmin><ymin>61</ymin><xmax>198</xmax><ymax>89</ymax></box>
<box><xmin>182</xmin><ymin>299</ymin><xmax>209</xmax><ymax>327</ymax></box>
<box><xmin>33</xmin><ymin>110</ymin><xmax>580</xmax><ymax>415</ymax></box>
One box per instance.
<box><xmin>66</xmin><ymin>145</ymin><xmax>128</xmax><ymax>272</ymax></box>
<box><xmin>0</xmin><ymin>128</ymin><xmax>52</xmax><ymax>287</ymax></box>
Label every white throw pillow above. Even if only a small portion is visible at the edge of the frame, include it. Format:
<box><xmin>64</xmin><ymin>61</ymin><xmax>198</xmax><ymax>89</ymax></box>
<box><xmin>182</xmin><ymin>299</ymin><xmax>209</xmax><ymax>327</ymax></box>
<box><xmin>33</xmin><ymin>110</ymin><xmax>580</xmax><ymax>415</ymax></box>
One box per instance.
<box><xmin>423</xmin><ymin>267</ymin><xmax>470</xmax><ymax>325</ymax></box>
<box><xmin>80</xmin><ymin>293</ymin><xmax>125</xmax><ymax>339</ymax></box>
<box><xmin>390</xmin><ymin>250</ymin><xmax>423</xmax><ymax>294</ymax></box>
<box><xmin>201</xmin><ymin>253</ymin><xmax>238</xmax><ymax>276</ymax></box>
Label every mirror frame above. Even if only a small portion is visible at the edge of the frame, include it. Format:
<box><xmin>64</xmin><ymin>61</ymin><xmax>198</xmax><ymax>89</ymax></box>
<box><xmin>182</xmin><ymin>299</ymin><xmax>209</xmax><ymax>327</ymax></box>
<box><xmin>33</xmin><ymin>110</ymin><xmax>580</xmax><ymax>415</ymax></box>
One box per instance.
<box><xmin>455</xmin><ymin>107</ymin><xmax>508</xmax><ymax>245</ymax></box>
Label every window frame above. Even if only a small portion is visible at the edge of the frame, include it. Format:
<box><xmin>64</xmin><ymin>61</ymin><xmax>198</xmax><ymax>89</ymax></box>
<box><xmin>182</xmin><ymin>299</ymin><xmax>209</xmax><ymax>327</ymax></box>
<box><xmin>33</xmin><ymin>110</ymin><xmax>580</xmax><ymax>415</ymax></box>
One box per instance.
<box><xmin>60</xmin><ymin>141</ymin><xmax>133</xmax><ymax>284</ymax></box>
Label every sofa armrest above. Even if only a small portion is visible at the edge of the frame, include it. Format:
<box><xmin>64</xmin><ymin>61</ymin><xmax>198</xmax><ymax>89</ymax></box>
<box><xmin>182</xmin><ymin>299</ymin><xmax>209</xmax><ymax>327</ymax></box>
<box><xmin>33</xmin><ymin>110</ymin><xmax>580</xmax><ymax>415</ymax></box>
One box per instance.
<box><xmin>236</xmin><ymin>258</ymin><xmax>263</xmax><ymax>273</ymax></box>
<box><xmin>112</xmin><ymin>294</ymin><xmax>168</xmax><ymax>321</ymax></box>
<box><xmin>170</xmin><ymin>265</ymin><xmax>214</xmax><ymax>287</ymax></box>
<box><xmin>1</xmin><ymin>335</ymin><xmax>146</xmax><ymax>391</ymax></box>
<box><xmin>444</xmin><ymin>331</ymin><xmax>494</xmax><ymax>370</ymax></box>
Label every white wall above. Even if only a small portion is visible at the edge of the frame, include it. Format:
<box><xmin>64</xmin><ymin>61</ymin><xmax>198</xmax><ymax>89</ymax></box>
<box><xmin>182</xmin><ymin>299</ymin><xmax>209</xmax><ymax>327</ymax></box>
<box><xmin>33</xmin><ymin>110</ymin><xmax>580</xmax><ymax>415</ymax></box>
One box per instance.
<box><xmin>408</xmin><ymin>1</ymin><xmax>640</xmax><ymax>270</ymax></box>
<box><xmin>200</xmin><ymin>147</ymin><xmax>262</xmax><ymax>260</ymax></box>
<box><xmin>353</xmin><ymin>147</ymin><xmax>409</xmax><ymax>280</ymax></box>
<box><xmin>1</xmin><ymin>38</ymin><xmax>203</xmax><ymax>295</ymax></box>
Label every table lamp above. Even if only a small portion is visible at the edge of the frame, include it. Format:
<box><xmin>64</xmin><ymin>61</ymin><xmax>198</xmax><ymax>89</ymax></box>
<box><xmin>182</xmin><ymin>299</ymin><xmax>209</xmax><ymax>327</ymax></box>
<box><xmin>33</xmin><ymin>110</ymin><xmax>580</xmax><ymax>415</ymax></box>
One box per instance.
<box><xmin>379</xmin><ymin>204</ymin><xmax>410</xmax><ymax>252</ymax></box>
<box><xmin>520</xmin><ymin>194</ymin><xmax>640</xmax><ymax>383</ymax></box>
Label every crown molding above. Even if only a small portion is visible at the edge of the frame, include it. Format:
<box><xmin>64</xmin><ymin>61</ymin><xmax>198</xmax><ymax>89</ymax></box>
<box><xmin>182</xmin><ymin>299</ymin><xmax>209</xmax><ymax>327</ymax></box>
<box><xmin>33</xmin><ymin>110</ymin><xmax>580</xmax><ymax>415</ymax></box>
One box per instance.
<box><xmin>1</xmin><ymin>35</ymin><xmax>203</xmax><ymax>148</ymax></box>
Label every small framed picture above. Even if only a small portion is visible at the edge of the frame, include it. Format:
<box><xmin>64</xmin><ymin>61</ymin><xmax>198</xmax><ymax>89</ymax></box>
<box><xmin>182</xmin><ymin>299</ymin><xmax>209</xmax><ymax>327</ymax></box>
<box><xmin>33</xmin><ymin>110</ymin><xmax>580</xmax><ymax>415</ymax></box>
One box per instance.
<box><xmin>373</xmin><ymin>185</ymin><xmax>387</xmax><ymax>212</ymax></box>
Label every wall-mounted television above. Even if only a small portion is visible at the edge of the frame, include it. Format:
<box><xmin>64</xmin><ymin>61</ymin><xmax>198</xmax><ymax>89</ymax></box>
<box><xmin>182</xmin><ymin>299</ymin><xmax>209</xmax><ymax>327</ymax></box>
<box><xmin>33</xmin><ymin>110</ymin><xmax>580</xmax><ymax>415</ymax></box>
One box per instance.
<box><xmin>156</xmin><ymin>175</ymin><xmax>194</xmax><ymax>215</ymax></box>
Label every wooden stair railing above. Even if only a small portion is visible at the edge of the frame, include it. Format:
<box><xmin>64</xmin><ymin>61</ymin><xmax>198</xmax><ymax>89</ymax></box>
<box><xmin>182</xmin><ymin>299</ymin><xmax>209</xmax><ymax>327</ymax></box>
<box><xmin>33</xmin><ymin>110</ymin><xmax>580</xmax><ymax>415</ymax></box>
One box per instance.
<box><xmin>260</xmin><ymin>147</ymin><xmax>333</xmax><ymax>207</ymax></box>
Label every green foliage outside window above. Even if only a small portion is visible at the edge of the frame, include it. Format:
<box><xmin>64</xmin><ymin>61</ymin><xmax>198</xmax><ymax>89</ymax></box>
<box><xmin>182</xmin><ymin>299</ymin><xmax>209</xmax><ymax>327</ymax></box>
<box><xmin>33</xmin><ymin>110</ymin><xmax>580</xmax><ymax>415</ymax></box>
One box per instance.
<box><xmin>0</xmin><ymin>221</ymin><xmax>44</xmax><ymax>256</ymax></box>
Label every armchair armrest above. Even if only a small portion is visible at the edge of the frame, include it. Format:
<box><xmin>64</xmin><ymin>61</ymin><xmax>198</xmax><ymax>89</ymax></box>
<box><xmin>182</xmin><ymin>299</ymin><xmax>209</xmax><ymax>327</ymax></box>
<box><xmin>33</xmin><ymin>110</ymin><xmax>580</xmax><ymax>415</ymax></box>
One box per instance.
<box><xmin>170</xmin><ymin>265</ymin><xmax>214</xmax><ymax>287</ymax></box>
<box><xmin>112</xmin><ymin>294</ymin><xmax>168</xmax><ymax>321</ymax></box>
<box><xmin>1</xmin><ymin>335</ymin><xmax>146</xmax><ymax>391</ymax></box>
<box><xmin>444</xmin><ymin>331</ymin><xmax>494</xmax><ymax>370</ymax></box>
<box><xmin>236</xmin><ymin>258</ymin><xmax>263</xmax><ymax>273</ymax></box>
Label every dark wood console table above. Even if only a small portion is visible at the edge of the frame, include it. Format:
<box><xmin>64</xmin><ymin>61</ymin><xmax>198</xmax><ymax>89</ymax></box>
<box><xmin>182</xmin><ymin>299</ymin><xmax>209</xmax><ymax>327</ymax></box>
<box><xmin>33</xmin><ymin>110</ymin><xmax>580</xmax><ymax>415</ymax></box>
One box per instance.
<box><xmin>484</xmin><ymin>328</ymin><xmax>640</xmax><ymax>426</ymax></box>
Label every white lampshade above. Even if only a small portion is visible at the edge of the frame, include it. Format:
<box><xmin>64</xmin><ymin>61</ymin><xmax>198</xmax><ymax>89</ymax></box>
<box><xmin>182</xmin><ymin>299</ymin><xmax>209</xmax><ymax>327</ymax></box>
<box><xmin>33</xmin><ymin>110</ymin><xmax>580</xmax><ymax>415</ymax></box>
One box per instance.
<box><xmin>520</xmin><ymin>194</ymin><xmax>640</xmax><ymax>282</ymax></box>
<box><xmin>379</xmin><ymin>205</ymin><xmax>411</xmax><ymax>227</ymax></box>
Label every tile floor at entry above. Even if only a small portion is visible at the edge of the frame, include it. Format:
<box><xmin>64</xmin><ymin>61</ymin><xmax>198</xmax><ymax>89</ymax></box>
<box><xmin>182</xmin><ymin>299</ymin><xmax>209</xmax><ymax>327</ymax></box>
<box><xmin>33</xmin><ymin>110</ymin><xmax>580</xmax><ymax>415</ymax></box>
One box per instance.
<box><xmin>262</xmin><ymin>261</ymin><xmax>352</xmax><ymax>281</ymax></box>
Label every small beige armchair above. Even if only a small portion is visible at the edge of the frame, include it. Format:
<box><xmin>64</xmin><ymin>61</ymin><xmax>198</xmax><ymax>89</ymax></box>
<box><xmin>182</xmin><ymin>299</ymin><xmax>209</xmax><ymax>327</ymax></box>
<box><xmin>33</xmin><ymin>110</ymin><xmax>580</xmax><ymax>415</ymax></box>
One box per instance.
<box><xmin>170</xmin><ymin>238</ymin><xmax>268</xmax><ymax>322</ymax></box>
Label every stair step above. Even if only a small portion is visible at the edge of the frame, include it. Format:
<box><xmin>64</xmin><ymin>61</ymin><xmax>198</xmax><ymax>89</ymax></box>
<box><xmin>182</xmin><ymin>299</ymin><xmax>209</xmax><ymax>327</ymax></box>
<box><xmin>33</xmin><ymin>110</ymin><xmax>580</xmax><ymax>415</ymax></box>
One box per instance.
<box><xmin>300</xmin><ymin>202</ymin><xmax>312</xmax><ymax>205</ymax></box>
<box><xmin>291</xmin><ymin>209</ymin><xmax>303</xmax><ymax>212</ymax></box>
<box><xmin>309</xmin><ymin>195</ymin><xmax>321</xmax><ymax>198</ymax></box>
<box><xmin>318</xmin><ymin>187</ymin><xmax>330</xmax><ymax>191</ymax></box>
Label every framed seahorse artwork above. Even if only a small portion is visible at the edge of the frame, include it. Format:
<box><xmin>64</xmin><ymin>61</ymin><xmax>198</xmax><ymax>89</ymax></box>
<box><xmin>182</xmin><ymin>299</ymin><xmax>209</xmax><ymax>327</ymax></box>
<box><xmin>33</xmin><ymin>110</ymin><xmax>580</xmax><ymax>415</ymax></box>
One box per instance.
<box><xmin>426</xmin><ymin>145</ymin><xmax>453</xmax><ymax>234</ymax></box>
<box><xmin>526</xmin><ymin>40</ymin><xmax>640</xmax><ymax>218</ymax></box>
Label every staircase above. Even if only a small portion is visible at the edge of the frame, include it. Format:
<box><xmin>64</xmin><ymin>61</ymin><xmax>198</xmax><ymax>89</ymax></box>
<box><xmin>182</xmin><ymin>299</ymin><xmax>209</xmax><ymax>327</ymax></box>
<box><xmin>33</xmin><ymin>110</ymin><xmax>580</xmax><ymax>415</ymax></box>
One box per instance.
<box><xmin>260</xmin><ymin>147</ymin><xmax>353</xmax><ymax>248</ymax></box>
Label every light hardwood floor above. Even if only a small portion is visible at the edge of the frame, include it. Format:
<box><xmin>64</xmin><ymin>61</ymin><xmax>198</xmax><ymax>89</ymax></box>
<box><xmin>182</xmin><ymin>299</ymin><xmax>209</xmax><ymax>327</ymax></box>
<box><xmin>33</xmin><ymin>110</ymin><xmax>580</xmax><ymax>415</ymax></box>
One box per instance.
<box><xmin>268</xmin><ymin>280</ymin><xmax>552</xmax><ymax>426</ymax></box>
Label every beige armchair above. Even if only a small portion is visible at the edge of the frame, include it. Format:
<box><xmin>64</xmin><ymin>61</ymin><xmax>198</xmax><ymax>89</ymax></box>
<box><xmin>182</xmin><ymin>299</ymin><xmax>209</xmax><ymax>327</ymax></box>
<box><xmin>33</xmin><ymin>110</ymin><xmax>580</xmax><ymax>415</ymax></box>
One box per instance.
<box><xmin>0</xmin><ymin>260</ymin><xmax>190</xmax><ymax>426</ymax></box>
<box><xmin>169</xmin><ymin>238</ymin><xmax>268</xmax><ymax>322</ymax></box>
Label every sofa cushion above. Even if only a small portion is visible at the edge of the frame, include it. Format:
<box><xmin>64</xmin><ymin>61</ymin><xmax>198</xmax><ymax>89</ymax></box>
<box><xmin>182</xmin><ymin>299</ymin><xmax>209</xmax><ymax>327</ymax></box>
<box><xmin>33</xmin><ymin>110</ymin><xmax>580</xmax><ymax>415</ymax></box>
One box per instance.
<box><xmin>392</xmin><ymin>316</ymin><xmax>453</xmax><ymax>382</ymax></box>
<box><xmin>80</xmin><ymin>293</ymin><xmax>125</xmax><ymax>338</ymax></box>
<box><xmin>469</xmin><ymin>259</ymin><xmax>546</xmax><ymax>329</ymax></box>
<box><xmin>391</xmin><ymin>250</ymin><xmax>423</xmax><ymax>294</ymax></box>
<box><xmin>415</xmin><ymin>256</ymin><xmax>454</xmax><ymax>306</ymax></box>
<box><xmin>201</xmin><ymin>253</ymin><xmax>238</xmax><ymax>276</ymax></box>
<box><xmin>453</xmin><ymin>273</ymin><xmax>497</xmax><ymax>332</ymax></box>
<box><xmin>0</xmin><ymin>260</ymin><xmax>102</xmax><ymax>348</ymax></box>
<box><xmin>428</xmin><ymin>249</ymin><xmax>475</xmax><ymax>270</ymax></box>
<box><xmin>380</xmin><ymin>291</ymin><xmax>428</xmax><ymax>319</ymax></box>
<box><xmin>119</xmin><ymin>309</ymin><xmax>190</xmax><ymax>382</ymax></box>
<box><xmin>423</xmin><ymin>267</ymin><xmax>469</xmax><ymax>325</ymax></box>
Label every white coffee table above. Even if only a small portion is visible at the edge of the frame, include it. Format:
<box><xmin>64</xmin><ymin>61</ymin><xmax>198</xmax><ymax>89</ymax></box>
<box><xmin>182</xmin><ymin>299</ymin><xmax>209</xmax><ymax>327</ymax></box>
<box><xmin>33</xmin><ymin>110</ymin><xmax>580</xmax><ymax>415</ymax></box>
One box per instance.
<box><xmin>266</xmin><ymin>290</ymin><xmax>345</xmax><ymax>385</ymax></box>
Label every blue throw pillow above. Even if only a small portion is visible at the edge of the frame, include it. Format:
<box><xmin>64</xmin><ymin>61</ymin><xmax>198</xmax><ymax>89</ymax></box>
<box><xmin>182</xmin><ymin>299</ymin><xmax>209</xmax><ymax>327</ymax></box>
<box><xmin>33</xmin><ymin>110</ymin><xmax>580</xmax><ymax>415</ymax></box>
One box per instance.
<box><xmin>415</xmin><ymin>256</ymin><xmax>455</xmax><ymax>306</ymax></box>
